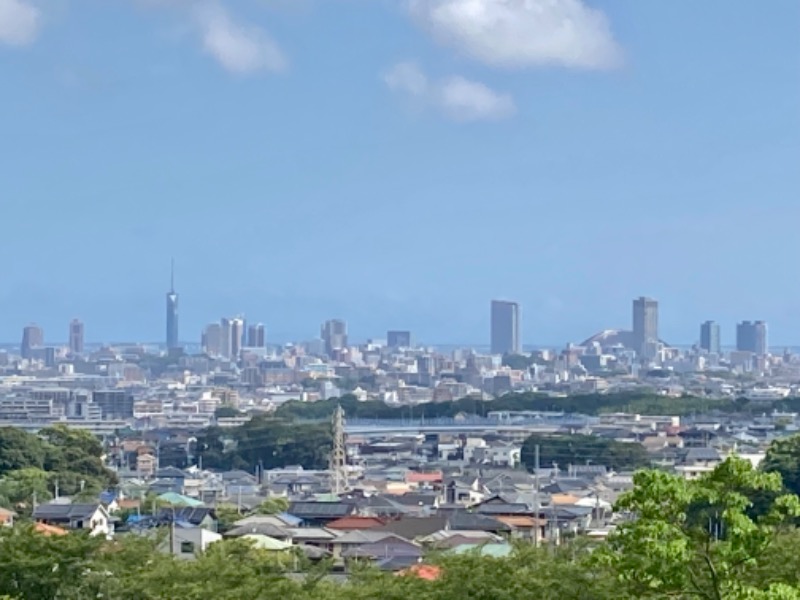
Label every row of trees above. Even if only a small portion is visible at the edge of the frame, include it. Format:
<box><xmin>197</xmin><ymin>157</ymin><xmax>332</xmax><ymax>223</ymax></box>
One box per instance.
<box><xmin>274</xmin><ymin>391</ymin><xmax>744</xmax><ymax>421</ymax></box>
<box><xmin>4</xmin><ymin>456</ymin><xmax>800</xmax><ymax>599</ymax></box>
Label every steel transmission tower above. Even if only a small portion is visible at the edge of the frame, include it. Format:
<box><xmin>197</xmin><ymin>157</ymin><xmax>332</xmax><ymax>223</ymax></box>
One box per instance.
<box><xmin>329</xmin><ymin>405</ymin><xmax>348</xmax><ymax>495</ymax></box>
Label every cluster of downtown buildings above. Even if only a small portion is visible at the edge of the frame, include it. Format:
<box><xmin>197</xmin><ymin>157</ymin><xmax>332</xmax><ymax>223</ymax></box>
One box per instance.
<box><xmin>0</xmin><ymin>273</ymin><xmax>797</xmax><ymax>435</ymax></box>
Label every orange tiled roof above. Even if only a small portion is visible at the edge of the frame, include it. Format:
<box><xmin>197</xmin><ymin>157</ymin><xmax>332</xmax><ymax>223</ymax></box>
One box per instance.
<box><xmin>398</xmin><ymin>564</ymin><xmax>442</xmax><ymax>580</ymax></box>
<box><xmin>496</xmin><ymin>515</ymin><xmax>546</xmax><ymax>528</ymax></box>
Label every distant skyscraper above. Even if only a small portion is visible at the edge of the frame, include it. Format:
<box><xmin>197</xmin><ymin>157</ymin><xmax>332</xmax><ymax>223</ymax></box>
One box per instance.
<box><xmin>321</xmin><ymin>319</ymin><xmax>348</xmax><ymax>356</ymax></box>
<box><xmin>736</xmin><ymin>320</ymin><xmax>768</xmax><ymax>355</ymax></box>
<box><xmin>490</xmin><ymin>300</ymin><xmax>520</xmax><ymax>355</ymax></box>
<box><xmin>632</xmin><ymin>297</ymin><xmax>659</xmax><ymax>358</ymax></box>
<box><xmin>220</xmin><ymin>317</ymin><xmax>246</xmax><ymax>359</ymax></box>
<box><xmin>202</xmin><ymin>323</ymin><xmax>222</xmax><ymax>356</ymax></box>
<box><xmin>166</xmin><ymin>261</ymin><xmax>179</xmax><ymax>350</ymax></box>
<box><xmin>247</xmin><ymin>323</ymin><xmax>266</xmax><ymax>348</ymax></box>
<box><xmin>700</xmin><ymin>320</ymin><xmax>721</xmax><ymax>354</ymax></box>
<box><xmin>21</xmin><ymin>324</ymin><xmax>44</xmax><ymax>359</ymax></box>
<box><xmin>387</xmin><ymin>330</ymin><xmax>412</xmax><ymax>348</ymax></box>
<box><xmin>68</xmin><ymin>319</ymin><xmax>85</xmax><ymax>355</ymax></box>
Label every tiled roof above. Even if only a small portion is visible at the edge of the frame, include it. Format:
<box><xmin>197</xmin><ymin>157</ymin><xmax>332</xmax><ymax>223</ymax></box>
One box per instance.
<box><xmin>288</xmin><ymin>502</ymin><xmax>353</xmax><ymax>519</ymax></box>
<box><xmin>33</xmin><ymin>503</ymin><xmax>102</xmax><ymax>522</ymax></box>
<box><xmin>326</xmin><ymin>516</ymin><xmax>385</xmax><ymax>530</ymax></box>
<box><xmin>405</xmin><ymin>471</ymin><xmax>443</xmax><ymax>484</ymax></box>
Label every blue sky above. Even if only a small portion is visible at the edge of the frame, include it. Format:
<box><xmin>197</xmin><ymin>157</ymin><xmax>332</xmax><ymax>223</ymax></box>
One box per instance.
<box><xmin>1</xmin><ymin>0</ymin><xmax>798</xmax><ymax>347</ymax></box>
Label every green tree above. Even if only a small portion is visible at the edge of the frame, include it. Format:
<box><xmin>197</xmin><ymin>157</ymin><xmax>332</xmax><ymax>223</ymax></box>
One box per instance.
<box><xmin>0</xmin><ymin>468</ymin><xmax>52</xmax><ymax>512</ymax></box>
<box><xmin>256</xmin><ymin>496</ymin><xmax>290</xmax><ymax>515</ymax></box>
<box><xmin>762</xmin><ymin>435</ymin><xmax>800</xmax><ymax>496</ymax></box>
<box><xmin>215</xmin><ymin>406</ymin><xmax>242</xmax><ymax>419</ymax></box>
<box><xmin>521</xmin><ymin>434</ymin><xmax>651</xmax><ymax>471</ymax></box>
<box><xmin>598</xmin><ymin>457</ymin><xmax>800</xmax><ymax>600</ymax></box>
<box><xmin>0</xmin><ymin>525</ymin><xmax>103</xmax><ymax>600</ymax></box>
<box><xmin>0</xmin><ymin>428</ymin><xmax>46</xmax><ymax>475</ymax></box>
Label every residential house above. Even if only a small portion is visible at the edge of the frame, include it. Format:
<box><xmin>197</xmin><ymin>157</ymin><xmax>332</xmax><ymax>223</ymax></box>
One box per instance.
<box><xmin>157</xmin><ymin>506</ymin><xmax>218</xmax><ymax>532</ymax></box>
<box><xmin>33</xmin><ymin>502</ymin><xmax>112</xmax><ymax>537</ymax></box>
<box><xmin>165</xmin><ymin>523</ymin><xmax>223</xmax><ymax>560</ymax></box>
<box><xmin>442</xmin><ymin>477</ymin><xmax>486</xmax><ymax>505</ymax></box>
<box><xmin>675</xmin><ymin>447</ymin><xmax>722</xmax><ymax>479</ymax></box>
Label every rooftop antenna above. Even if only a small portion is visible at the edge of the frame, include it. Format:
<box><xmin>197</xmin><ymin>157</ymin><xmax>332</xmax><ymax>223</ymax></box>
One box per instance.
<box><xmin>330</xmin><ymin>405</ymin><xmax>348</xmax><ymax>495</ymax></box>
<box><xmin>170</xmin><ymin>258</ymin><xmax>175</xmax><ymax>294</ymax></box>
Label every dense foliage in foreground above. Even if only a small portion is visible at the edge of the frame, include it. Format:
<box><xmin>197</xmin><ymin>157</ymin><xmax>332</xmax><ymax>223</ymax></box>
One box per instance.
<box><xmin>4</xmin><ymin>457</ymin><xmax>800</xmax><ymax>599</ymax></box>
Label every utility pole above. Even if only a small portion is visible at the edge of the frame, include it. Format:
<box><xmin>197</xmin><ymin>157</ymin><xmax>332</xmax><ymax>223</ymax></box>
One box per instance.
<box><xmin>533</xmin><ymin>444</ymin><xmax>540</xmax><ymax>548</ymax></box>
<box><xmin>170</xmin><ymin>506</ymin><xmax>175</xmax><ymax>555</ymax></box>
<box><xmin>329</xmin><ymin>405</ymin><xmax>348</xmax><ymax>495</ymax></box>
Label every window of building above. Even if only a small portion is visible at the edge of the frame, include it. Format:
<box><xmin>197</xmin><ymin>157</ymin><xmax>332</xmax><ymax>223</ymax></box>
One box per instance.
<box><xmin>180</xmin><ymin>541</ymin><xmax>195</xmax><ymax>554</ymax></box>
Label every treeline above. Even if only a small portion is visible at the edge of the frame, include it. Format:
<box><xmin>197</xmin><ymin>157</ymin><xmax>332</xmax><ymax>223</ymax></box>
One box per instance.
<box><xmin>6</xmin><ymin>456</ymin><xmax>800</xmax><ymax>598</ymax></box>
<box><xmin>0</xmin><ymin>425</ymin><xmax>117</xmax><ymax>513</ymax></box>
<box><xmin>195</xmin><ymin>416</ymin><xmax>332</xmax><ymax>472</ymax></box>
<box><xmin>520</xmin><ymin>434</ymin><xmax>652</xmax><ymax>471</ymax></box>
<box><xmin>274</xmin><ymin>391</ymin><xmax>740</xmax><ymax>421</ymax></box>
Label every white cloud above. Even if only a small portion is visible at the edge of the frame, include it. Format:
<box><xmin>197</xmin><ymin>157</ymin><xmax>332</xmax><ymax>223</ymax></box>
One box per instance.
<box><xmin>383</xmin><ymin>61</ymin><xmax>515</xmax><ymax>122</ymax></box>
<box><xmin>408</xmin><ymin>0</ymin><xmax>622</xmax><ymax>70</ymax></box>
<box><xmin>436</xmin><ymin>75</ymin><xmax>516</xmax><ymax>121</ymax></box>
<box><xmin>192</xmin><ymin>2</ymin><xmax>286</xmax><ymax>74</ymax></box>
<box><xmin>0</xmin><ymin>0</ymin><xmax>40</xmax><ymax>46</ymax></box>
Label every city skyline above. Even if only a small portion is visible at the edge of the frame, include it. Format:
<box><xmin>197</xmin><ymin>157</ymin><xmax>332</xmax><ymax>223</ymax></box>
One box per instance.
<box><xmin>1</xmin><ymin>296</ymin><xmax>784</xmax><ymax>352</ymax></box>
<box><xmin>0</xmin><ymin>2</ymin><xmax>797</xmax><ymax>346</ymax></box>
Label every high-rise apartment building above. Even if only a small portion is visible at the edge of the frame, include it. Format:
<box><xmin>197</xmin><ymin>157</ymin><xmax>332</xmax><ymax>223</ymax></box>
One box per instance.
<box><xmin>387</xmin><ymin>330</ymin><xmax>412</xmax><ymax>348</ymax></box>
<box><xmin>736</xmin><ymin>321</ymin><xmax>768</xmax><ymax>355</ymax></box>
<box><xmin>321</xmin><ymin>319</ymin><xmax>348</xmax><ymax>356</ymax></box>
<box><xmin>700</xmin><ymin>320</ymin><xmax>721</xmax><ymax>354</ymax></box>
<box><xmin>219</xmin><ymin>317</ymin><xmax>245</xmax><ymax>360</ymax></box>
<box><xmin>21</xmin><ymin>324</ymin><xmax>44</xmax><ymax>359</ymax></box>
<box><xmin>247</xmin><ymin>323</ymin><xmax>266</xmax><ymax>348</ymax></box>
<box><xmin>69</xmin><ymin>318</ymin><xmax>84</xmax><ymax>355</ymax></box>
<box><xmin>632</xmin><ymin>297</ymin><xmax>659</xmax><ymax>359</ymax></box>
<box><xmin>202</xmin><ymin>323</ymin><xmax>222</xmax><ymax>356</ymax></box>
<box><xmin>490</xmin><ymin>300</ymin><xmax>520</xmax><ymax>355</ymax></box>
<box><xmin>166</xmin><ymin>261</ymin><xmax>179</xmax><ymax>350</ymax></box>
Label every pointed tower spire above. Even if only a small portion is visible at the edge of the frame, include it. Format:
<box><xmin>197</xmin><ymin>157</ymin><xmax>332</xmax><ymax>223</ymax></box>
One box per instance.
<box><xmin>170</xmin><ymin>258</ymin><xmax>175</xmax><ymax>294</ymax></box>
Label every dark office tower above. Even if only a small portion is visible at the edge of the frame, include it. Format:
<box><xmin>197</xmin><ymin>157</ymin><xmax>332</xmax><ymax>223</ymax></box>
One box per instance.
<box><xmin>490</xmin><ymin>300</ymin><xmax>520</xmax><ymax>355</ymax></box>
<box><xmin>737</xmin><ymin>320</ymin><xmax>768</xmax><ymax>355</ymax></box>
<box><xmin>321</xmin><ymin>319</ymin><xmax>348</xmax><ymax>356</ymax></box>
<box><xmin>92</xmin><ymin>390</ymin><xmax>134</xmax><ymax>420</ymax></box>
<box><xmin>69</xmin><ymin>319</ymin><xmax>85</xmax><ymax>355</ymax></box>
<box><xmin>166</xmin><ymin>260</ymin><xmax>179</xmax><ymax>350</ymax></box>
<box><xmin>700</xmin><ymin>320</ymin><xmax>721</xmax><ymax>354</ymax></box>
<box><xmin>21</xmin><ymin>324</ymin><xmax>44</xmax><ymax>359</ymax></box>
<box><xmin>632</xmin><ymin>296</ymin><xmax>659</xmax><ymax>358</ymax></box>
<box><xmin>247</xmin><ymin>323</ymin><xmax>266</xmax><ymax>348</ymax></box>
<box><xmin>387</xmin><ymin>330</ymin><xmax>412</xmax><ymax>349</ymax></box>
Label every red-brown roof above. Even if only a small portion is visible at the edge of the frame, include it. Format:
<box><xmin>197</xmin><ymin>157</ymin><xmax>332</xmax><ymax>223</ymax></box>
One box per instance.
<box><xmin>405</xmin><ymin>471</ymin><xmax>443</xmax><ymax>484</ymax></box>
<box><xmin>326</xmin><ymin>516</ymin><xmax>386</xmax><ymax>530</ymax></box>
